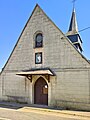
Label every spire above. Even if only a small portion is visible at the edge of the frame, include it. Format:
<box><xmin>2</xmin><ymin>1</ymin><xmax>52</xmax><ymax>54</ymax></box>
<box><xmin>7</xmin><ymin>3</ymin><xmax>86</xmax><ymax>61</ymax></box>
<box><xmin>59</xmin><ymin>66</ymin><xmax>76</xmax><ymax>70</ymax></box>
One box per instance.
<box><xmin>68</xmin><ymin>8</ymin><xmax>78</xmax><ymax>33</ymax></box>
<box><xmin>66</xmin><ymin>2</ymin><xmax>83</xmax><ymax>53</ymax></box>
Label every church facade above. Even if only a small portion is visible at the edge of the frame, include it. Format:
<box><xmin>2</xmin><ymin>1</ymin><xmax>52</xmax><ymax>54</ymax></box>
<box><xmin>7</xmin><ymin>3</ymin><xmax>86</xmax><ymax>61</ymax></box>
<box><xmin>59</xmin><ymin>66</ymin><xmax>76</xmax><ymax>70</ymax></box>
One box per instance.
<box><xmin>0</xmin><ymin>4</ymin><xmax>90</xmax><ymax>111</ymax></box>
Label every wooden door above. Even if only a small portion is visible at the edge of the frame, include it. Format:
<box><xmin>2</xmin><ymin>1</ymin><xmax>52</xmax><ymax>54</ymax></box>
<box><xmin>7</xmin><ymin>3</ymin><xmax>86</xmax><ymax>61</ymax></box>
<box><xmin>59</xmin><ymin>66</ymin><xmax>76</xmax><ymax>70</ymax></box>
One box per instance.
<box><xmin>34</xmin><ymin>77</ymin><xmax>48</xmax><ymax>105</ymax></box>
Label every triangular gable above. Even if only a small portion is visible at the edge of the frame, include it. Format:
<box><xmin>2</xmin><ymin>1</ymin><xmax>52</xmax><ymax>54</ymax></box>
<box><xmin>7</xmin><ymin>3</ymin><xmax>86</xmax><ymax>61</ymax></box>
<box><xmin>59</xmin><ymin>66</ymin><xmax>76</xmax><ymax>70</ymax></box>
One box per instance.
<box><xmin>0</xmin><ymin>4</ymin><xmax>90</xmax><ymax>75</ymax></box>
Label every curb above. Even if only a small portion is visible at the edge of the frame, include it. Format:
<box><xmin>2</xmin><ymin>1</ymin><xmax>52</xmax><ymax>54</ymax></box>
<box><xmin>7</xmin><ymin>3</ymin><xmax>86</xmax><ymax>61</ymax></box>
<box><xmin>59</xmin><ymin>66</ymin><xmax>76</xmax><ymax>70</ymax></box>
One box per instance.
<box><xmin>0</xmin><ymin>102</ymin><xmax>90</xmax><ymax>118</ymax></box>
<box><xmin>18</xmin><ymin>106</ymin><xmax>90</xmax><ymax>118</ymax></box>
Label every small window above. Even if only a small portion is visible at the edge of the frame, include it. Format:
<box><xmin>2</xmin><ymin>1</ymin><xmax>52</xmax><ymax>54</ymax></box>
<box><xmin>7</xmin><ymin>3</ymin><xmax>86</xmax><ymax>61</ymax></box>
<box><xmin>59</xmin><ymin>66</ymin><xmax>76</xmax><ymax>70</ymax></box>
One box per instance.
<box><xmin>35</xmin><ymin>52</ymin><xmax>42</xmax><ymax>64</ymax></box>
<box><xmin>35</xmin><ymin>33</ymin><xmax>43</xmax><ymax>48</ymax></box>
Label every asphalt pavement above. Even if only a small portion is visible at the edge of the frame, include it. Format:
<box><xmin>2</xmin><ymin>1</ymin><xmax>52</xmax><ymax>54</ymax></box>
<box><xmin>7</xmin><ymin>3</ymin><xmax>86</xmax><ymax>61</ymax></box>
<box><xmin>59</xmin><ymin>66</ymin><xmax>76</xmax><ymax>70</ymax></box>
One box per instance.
<box><xmin>0</xmin><ymin>101</ymin><xmax>89</xmax><ymax>120</ymax></box>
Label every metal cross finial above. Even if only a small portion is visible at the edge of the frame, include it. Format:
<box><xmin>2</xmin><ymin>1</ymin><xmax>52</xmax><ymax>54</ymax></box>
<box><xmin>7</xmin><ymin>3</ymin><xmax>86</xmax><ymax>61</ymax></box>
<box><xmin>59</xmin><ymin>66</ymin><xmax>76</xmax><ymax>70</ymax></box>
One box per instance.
<box><xmin>72</xmin><ymin>0</ymin><xmax>77</xmax><ymax>9</ymax></box>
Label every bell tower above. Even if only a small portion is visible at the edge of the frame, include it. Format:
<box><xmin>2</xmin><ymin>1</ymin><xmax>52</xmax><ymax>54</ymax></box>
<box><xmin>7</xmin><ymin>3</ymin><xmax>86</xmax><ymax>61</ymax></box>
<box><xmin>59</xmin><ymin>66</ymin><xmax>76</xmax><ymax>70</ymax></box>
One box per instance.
<box><xmin>66</xmin><ymin>0</ymin><xmax>83</xmax><ymax>52</ymax></box>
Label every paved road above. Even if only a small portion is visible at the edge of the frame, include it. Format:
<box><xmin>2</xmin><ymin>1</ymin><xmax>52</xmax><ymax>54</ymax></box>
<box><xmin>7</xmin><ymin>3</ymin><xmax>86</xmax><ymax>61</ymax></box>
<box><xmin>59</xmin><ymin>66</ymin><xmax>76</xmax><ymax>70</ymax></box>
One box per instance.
<box><xmin>0</xmin><ymin>107</ymin><xmax>89</xmax><ymax>120</ymax></box>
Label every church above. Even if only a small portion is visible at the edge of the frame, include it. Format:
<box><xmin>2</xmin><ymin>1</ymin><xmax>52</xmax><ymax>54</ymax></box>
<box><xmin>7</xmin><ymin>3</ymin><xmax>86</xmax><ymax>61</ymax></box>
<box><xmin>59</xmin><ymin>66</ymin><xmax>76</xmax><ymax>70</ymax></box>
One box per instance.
<box><xmin>0</xmin><ymin>4</ymin><xmax>90</xmax><ymax>111</ymax></box>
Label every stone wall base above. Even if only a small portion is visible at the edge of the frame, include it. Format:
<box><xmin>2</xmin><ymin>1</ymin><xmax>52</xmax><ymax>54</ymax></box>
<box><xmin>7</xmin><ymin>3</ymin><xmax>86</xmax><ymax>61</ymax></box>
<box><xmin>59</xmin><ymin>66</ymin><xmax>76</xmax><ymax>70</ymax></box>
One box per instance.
<box><xmin>55</xmin><ymin>100</ymin><xmax>90</xmax><ymax>111</ymax></box>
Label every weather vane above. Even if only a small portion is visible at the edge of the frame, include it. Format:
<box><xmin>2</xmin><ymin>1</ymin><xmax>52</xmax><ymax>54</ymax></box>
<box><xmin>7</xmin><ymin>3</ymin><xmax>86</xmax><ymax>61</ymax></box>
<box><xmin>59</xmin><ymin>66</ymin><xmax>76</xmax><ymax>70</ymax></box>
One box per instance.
<box><xmin>72</xmin><ymin>0</ymin><xmax>77</xmax><ymax>9</ymax></box>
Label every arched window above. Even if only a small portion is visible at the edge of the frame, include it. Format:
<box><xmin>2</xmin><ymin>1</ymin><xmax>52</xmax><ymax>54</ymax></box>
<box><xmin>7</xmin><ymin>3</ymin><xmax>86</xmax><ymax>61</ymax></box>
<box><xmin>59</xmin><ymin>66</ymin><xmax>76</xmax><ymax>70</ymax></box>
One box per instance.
<box><xmin>35</xmin><ymin>33</ymin><xmax>43</xmax><ymax>48</ymax></box>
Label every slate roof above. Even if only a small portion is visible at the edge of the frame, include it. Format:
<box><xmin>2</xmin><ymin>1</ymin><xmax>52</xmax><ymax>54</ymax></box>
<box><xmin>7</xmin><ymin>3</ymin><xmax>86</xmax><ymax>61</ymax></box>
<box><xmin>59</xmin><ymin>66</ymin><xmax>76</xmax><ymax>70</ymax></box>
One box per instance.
<box><xmin>68</xmin><ymin>8</ymin><xmax>78</xmax><ymax>33</ymax></box>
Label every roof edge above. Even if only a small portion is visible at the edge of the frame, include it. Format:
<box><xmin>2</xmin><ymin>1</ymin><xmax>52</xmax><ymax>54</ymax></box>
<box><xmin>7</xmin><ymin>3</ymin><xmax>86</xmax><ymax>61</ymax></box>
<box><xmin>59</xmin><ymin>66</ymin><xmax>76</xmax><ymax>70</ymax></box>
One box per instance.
<box><xmin>0</xmin><ymin>4</ymin><xmax>39</xmax><ymax>75</ymax></box>
<box><xmin>64</xmin><ymin>35</ymin><xmax>90</xmax><ymax>65</ymax></box>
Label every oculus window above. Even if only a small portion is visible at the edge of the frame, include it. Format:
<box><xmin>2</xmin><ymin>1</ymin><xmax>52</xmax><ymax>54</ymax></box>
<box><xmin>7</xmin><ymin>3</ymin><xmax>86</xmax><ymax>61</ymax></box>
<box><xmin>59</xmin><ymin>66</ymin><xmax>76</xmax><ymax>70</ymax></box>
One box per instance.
<box><xmin>35</xmin><ymin>52</ymin><xmax>42</xmax><ymax>64</ymax></box>
<box><xmin>35</xmin><ymin>33</ymin><xmax>43</xmax><ymax>48</ymax></box>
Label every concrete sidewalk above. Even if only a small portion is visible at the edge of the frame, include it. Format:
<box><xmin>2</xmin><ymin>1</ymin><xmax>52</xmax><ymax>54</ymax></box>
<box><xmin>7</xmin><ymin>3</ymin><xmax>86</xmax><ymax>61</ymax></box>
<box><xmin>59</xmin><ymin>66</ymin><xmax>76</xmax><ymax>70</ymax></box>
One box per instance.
<box><xmin>0</xmin><ymin>101</ymin><xmax>90</xmax><ymax>118</ymax></box>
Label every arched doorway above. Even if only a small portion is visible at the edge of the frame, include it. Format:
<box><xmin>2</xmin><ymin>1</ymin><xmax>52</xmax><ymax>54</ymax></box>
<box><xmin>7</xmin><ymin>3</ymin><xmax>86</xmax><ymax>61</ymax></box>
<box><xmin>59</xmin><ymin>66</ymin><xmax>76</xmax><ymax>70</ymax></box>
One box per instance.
<box><xmin>34</xmin><ymin>77</ymin><xmax>48</xmax><ymax>105</ymax></box>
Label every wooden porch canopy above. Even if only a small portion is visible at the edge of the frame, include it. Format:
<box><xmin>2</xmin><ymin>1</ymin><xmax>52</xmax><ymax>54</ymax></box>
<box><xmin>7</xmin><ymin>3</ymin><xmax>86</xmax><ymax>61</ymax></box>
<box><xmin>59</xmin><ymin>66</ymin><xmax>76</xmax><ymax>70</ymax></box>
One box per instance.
<box><xmin>16</xmin><ymin>68</ymin><xmax>55</xmax><ymax>82</ymax></box>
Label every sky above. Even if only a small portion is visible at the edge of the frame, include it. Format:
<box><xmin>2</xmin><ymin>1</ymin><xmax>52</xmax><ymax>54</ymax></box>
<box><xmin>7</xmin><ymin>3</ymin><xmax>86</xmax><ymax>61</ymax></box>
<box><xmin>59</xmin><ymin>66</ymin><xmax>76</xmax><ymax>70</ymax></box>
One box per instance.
<box><xmin>0</xmin><ymin>0</ymin><xmax>90</xmax><ymax>71</ymax></box>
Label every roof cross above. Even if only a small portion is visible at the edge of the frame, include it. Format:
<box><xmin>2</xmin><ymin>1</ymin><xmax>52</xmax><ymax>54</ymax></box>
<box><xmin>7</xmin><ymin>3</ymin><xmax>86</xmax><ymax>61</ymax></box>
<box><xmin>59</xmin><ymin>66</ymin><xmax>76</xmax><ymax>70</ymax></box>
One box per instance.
<box><xmin>72</xmin><ymin>0</ymin><xmax>77</xmax><ymax>9</ymax></box>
